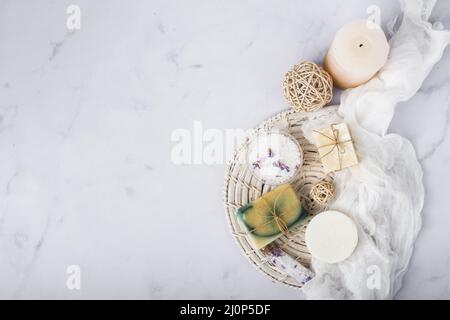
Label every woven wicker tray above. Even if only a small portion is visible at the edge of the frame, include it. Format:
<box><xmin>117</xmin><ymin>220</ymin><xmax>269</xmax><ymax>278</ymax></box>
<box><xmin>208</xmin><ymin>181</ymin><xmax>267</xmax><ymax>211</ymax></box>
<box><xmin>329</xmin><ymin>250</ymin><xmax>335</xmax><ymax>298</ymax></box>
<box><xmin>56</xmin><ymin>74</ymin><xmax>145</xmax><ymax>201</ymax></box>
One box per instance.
<box><xmin>223</xmin><ymin>107</ymin><xmax>336</xmax><ymax>288</ymax></box>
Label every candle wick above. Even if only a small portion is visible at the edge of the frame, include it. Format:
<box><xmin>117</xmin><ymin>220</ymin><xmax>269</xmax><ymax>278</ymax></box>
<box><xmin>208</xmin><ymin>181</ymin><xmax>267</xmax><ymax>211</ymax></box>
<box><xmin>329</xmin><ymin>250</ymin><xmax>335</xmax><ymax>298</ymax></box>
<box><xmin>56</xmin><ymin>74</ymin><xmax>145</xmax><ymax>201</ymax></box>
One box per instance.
<box><xmin>359</xmin><ymin>44</ymin><xmax>364</xmax><ymax>48</ymax></box>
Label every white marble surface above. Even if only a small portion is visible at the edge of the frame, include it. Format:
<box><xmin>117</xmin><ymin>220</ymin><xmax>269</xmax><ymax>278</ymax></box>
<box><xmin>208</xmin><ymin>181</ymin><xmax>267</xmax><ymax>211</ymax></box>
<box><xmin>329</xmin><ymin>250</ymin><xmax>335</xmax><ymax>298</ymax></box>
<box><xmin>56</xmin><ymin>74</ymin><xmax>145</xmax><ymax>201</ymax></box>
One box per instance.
<box><xmin>0</xmin><ymin>0</ymin><xmax>449</xmax><ymax>299</ymax></box>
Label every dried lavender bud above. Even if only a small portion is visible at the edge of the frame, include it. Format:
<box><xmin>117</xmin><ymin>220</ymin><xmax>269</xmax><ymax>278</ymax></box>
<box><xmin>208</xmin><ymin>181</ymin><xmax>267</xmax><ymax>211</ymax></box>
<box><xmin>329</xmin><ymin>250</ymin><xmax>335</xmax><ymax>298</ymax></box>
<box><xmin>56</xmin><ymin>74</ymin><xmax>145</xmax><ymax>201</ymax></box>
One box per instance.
<box><xmin>273</xmin><ymin>160</ymin><xmax>290</xmax><ymax>172</ymax></box>
<box><xmin>252</xmin><ymin>160</ymin><xmax>261</xmax><ymax>169</ymax></box>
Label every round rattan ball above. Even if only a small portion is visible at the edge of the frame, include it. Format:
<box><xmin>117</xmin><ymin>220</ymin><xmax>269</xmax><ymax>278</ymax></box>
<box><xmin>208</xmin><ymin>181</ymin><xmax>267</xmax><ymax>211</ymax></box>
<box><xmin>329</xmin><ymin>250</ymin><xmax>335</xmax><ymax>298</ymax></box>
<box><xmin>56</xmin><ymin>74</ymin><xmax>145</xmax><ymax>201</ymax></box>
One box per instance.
<box><xmin>310</xmin><ymin>181</ymin><xmax>336</xmax><ymax>205</ymax></box>
<box><xmin>283</xmin><ymin>61</ymin><xmax>333</xmax><ymax>112</ymax></box>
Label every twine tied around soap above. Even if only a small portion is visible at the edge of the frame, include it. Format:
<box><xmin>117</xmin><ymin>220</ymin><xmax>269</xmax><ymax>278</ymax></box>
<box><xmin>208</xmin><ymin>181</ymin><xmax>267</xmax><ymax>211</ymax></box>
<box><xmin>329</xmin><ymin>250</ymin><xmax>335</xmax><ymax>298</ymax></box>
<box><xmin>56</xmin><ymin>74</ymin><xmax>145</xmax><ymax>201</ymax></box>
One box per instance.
<box><xmin>249</xmin><ymin>193</ymin><xmax>290</xmax><ymax>236</ymax></box>
<box><xmin>313</xmin><ymin>124</ymin><xmax>353</xmax><ymax>170</ymax></box>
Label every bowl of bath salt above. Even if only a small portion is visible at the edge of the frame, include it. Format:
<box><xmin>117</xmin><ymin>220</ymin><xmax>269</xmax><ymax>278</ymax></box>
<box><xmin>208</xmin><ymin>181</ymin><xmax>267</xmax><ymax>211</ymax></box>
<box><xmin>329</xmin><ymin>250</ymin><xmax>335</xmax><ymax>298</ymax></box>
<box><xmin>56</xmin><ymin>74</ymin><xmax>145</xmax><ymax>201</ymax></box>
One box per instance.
<box><xmin>246</xmin><ymin>130</ymin><xmax>303</xmax><ymax>186</ymax></box>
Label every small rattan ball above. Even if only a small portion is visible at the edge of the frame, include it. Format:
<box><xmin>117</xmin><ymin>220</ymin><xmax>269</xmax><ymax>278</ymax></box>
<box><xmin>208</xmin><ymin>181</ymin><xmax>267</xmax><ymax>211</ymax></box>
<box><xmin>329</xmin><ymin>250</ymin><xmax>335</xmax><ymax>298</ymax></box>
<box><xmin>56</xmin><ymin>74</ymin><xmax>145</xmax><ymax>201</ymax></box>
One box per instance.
<box><xmin>310</xmin><ymin>181</ymin><xmax>336</xmax><ymax>205</ymax></box>
<box><xmin>283</xmin><ymin>61</ymin><xmax>333</xmax><ymax>112</ymax></box>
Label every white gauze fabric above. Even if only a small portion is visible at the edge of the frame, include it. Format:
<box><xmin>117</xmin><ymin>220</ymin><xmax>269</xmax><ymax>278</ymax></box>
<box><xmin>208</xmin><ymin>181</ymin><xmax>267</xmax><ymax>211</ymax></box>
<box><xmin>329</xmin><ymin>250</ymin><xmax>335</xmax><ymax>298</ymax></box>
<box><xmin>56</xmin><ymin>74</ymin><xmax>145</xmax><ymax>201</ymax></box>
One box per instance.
<box><xmin>301</xmin><ymin>0</ymin><xmax>450</xmax><ymax>300</ymax></box>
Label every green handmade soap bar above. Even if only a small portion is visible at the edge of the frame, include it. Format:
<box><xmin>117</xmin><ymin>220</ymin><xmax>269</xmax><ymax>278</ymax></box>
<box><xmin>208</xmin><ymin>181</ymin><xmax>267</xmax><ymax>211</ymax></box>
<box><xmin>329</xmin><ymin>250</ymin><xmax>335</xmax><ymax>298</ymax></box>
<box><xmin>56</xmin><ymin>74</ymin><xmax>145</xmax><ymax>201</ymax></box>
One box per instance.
<box><xmin>236</xmin><ymin>184</ymin><xmax>308</xmax><ymax>250</ymax></box>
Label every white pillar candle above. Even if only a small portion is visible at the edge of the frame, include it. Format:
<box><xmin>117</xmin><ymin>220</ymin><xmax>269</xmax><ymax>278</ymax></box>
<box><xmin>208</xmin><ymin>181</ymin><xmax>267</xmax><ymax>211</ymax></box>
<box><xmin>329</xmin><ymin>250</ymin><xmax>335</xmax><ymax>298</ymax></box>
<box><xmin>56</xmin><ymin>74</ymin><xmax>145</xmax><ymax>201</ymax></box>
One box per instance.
<box><xmin>324</xmin><ymin>20</ymin><xmax>389</xmax><ymax>89</ymax></box>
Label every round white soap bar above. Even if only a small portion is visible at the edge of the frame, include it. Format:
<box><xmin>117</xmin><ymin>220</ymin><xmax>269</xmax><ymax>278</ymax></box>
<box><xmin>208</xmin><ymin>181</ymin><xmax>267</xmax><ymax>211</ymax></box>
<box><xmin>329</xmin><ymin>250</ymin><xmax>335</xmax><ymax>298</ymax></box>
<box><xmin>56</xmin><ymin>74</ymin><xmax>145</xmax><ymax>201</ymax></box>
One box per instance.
<box><xmin>305</xmin><ymin>211</ymin><xmax>358</xmax><ymax>264</ymax></box>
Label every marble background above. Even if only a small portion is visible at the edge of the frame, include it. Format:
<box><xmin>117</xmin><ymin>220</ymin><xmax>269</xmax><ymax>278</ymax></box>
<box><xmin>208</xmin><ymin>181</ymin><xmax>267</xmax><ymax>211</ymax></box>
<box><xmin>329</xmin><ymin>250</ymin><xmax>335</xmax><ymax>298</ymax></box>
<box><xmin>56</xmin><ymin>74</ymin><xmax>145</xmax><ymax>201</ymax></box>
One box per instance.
<box><xmin>0</xmin><ymin>0</ymin><xmax>449</xmax><ymax>299</ymax></box>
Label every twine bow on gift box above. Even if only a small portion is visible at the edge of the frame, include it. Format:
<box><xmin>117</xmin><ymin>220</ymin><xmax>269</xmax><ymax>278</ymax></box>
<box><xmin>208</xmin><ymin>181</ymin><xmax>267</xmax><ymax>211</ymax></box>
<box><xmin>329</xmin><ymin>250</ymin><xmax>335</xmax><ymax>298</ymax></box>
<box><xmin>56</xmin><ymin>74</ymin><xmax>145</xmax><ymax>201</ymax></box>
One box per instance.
<box><xmin>313</xmin><ymin>124</ymin><xmax>353</xmax><ymax>170</ymax></box>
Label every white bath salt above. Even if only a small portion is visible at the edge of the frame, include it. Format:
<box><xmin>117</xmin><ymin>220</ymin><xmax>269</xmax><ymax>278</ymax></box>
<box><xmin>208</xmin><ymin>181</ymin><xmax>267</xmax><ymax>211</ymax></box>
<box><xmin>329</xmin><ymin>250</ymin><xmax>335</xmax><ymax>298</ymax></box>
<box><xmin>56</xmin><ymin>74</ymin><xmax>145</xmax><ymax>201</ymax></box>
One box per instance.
<box><xmin>247</xmin><ymin>131</ymin><xmax>303</xmax><ymax>185</ymax></box>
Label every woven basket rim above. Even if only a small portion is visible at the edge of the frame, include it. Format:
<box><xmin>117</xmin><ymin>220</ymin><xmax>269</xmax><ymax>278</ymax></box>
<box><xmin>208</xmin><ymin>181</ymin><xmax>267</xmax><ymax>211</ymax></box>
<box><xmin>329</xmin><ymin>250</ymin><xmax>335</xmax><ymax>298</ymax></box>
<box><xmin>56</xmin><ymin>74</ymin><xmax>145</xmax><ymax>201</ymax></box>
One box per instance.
<box><xmin>223</xmin><ymin>107</ymin><xmax>337</xmax><ymax>289</ymax></box>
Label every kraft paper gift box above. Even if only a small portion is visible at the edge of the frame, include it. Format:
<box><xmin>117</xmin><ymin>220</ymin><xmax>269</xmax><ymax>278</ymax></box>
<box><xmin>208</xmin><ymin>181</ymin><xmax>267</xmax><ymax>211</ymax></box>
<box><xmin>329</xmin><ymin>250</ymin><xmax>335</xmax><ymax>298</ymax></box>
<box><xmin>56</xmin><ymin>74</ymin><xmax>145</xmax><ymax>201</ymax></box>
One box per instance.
<box><xmin>312</xmin><ymin>123</ymin><xmax>358</xmax><ymax>173</ymax></box>
<box><xmin>236</xmin><ymin>184</ymin><xmax>308</xmax><ymax>250</ymax></box>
